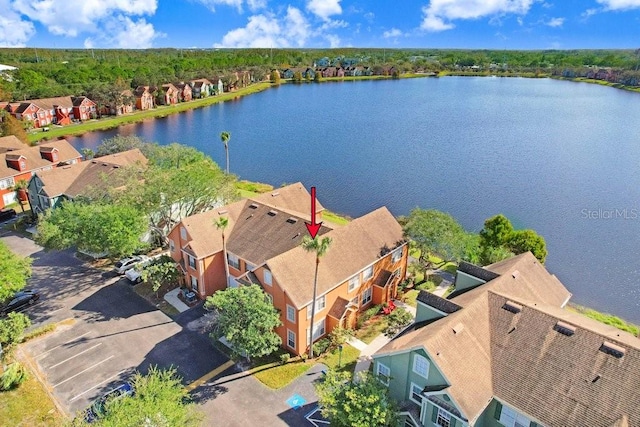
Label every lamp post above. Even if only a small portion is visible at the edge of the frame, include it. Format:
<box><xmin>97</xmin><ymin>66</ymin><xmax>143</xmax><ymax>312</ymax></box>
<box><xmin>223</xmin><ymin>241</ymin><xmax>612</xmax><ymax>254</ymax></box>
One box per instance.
<box><xmin>338</xmin><ymin>344</ymin><xmax>343</xmax><ymax>368</ymax></box>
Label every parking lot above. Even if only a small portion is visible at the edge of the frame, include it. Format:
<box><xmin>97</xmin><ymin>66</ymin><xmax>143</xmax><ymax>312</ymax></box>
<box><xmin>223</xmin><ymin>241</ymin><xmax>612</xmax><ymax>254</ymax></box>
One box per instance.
<box><xmin>2</xmin><ymin>231</ymin><xmax>227</xmax><ymax>416</ymax></box>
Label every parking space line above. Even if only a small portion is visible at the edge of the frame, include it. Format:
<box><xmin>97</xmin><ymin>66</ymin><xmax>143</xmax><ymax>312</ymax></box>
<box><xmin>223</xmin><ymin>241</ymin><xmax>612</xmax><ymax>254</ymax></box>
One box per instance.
<box><xmin>185</xmin><ymin>360</ymin><xmax>235</xmax><ymax>392</ymax></box>
<box><xmin>47</xmin><ymin>343</ymin><xmax>102</xmax><ymax>369</ymax></box>
<box><xmin>53</xmin><ymin>355</ymin><xmax>114</xmax><ymax>388</ymax></box>
<box><xmin>69</xmin><ymin>370</ymin><xmax>125</xmax><ymax>402</ymax></box>
<box><xmin>35</xmin><ymin>331</ymin><xmax>91</xmax><ymax>359</ymax></box>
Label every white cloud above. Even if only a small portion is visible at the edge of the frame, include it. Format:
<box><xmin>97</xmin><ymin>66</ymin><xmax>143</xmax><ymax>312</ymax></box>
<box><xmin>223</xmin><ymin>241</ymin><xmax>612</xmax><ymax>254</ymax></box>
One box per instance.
<box><xmin>307</xmin><ymin>0</ymin><xmax>342</xmax><ymax>21</ymax></box>
<box><xmin>581</xmin><ymin>8</ymin><xmax>599</xmax><ymax>18</ymax></box>
<box><xmin>320</xmin><ymin>19</ymin><xmax>348</xmax><ymax>30</ymax></box>
<box><xmin>194</xmin><ymin>0</ymin><xmax>266</xmax><ymax>13</ymax></box>
<box><xmin>325</xmin><ymin>33</ymin><xmax>340</xmax><ymax>47</ymax></box>
<box><xmin>0</xmin><ymin>0</ymin><xmax>35</xmax><ymax>47</ymax></box>
<box><xmin>214</xmin><ymin>6</ymin><xmax>310</xmax><ymax>48</ymax></box>
<box><xmin>596</xmin><ymin>0</ymin><xmax>640</xmax><ymax>10</ymax></box>
<box><xmin>364</xmin><ymin>12</ymin><xmax>375</xmax><ymax>23</ymax></box>
<box><xmin>545</xmin><ymin>17</ymin><xmax>564</xmax><ymax>27</ymax></box>
<box><xmin>383</xmin><ymin>28</ymin><xmax>404</xmax><ymax>38</ymax></box>
<box><xmin>113</xmin><ymin>17</ymin><xmax>162</xmax><ymax>48</ymax></box>
<box><xmin>420</xmin><ymin>0</ymin><xmax>535</xmax><ymax>32</ymax></box>
<box><xmin>516</xmin><ymin>16</ymin><xmax>524</xmax><ymax>25</ymax></box>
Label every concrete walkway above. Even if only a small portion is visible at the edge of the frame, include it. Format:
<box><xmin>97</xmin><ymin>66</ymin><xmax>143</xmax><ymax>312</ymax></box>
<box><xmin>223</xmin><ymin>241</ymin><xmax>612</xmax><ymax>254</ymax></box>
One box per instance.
<box><xmin>351</xmin><ymin>299</ymin><xmax>417</xmax><ymax>377</ymax></box>
<box><xmin>164</xmin><ymin>287</ymin><xmax>190</xmax><ymax>313</ymax></box>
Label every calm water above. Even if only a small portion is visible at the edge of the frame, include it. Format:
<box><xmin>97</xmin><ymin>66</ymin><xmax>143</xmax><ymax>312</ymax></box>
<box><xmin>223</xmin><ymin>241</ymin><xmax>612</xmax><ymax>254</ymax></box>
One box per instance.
<box><xmin>67</xmin><ymin>77</ymin><xmax>640</xmax><ymax>324</ymax></box>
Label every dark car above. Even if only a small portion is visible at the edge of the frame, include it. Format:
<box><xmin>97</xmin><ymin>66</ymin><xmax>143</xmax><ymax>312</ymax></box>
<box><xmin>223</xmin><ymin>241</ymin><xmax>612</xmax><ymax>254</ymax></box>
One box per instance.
<box><xmin>84</xmin><ymin>382</ymin><xmax>134</xmax><ymax>423</ymax></box>
<box><xmin>0</xmin><ymin>290</ymin><xmax>39</xmax><ymax>316</ymax></box>
<box><xmin>0</xmin><ymin>208</ymin><xmax>16</xmax><ymax>223</ymax></box>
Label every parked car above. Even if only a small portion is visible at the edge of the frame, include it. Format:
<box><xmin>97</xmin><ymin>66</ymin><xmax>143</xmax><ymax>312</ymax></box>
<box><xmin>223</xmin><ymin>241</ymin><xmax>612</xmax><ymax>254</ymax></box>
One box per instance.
<box><xmin>0</xmin><ymin>290</ymin><xmax>39</xmax><ymax>316</ymax></box>
<box><xmin>113</xmin><ymin>255</ymin><xmax>149</xmax><ymax>275</ymax></box>
<box><xmin>0</xmin><ymin>208</ymin><xmax>16</xmax><ymax>223</ymax></box>
<box><xmin>84</xmin><ymin>382</ymin><xmax>134</xmax><ymax>423</ymax></box>
<box><xmin>125</xmin><ymin>267</ymin><xmax>143</xmax><ymax>284</ymax></box>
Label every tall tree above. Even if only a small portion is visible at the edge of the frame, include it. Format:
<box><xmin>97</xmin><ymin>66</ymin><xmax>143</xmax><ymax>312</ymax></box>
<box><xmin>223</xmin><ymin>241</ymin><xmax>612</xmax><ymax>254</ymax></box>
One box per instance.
<box><xmin>508</xmin><ymin>229</ymin><xmax>548</xmax><ymax>263</ymax></box>
<box><xmin>315</xmin><ymin>370</ymin><xmax>398</xmax><ymax>427</ymax></box>
<box><xmin>214</xmin><ymin>216</ymin><xmax>230</xmax><ymax>288</ymax></box>
<box><xmin>0</xmin><ymin>241</ymin><xmax>32</xmax><ymax>302</ymax></box>
<box><xmin>205</xmin><ymin>284</ymin><xmax>281</xmax><ymax>361</ymax></box>
<box><xmin>479</xmin><ymin>214</ymin><xmax>514</xmax><ymax>249</ymax></box>
<box><xmin>220</xmin><ymin>131</ymin><xmax>231</xmax><ymax>174</ymax></box>
<box><xmin>0</xmin><ymin>112</ymin><xmax>30</xmax><ymax>145</ymax></box>
<box><xmin>301</xmin><ymin>235</ymin><xmax>332</xmax><ymax>359</ymax></box>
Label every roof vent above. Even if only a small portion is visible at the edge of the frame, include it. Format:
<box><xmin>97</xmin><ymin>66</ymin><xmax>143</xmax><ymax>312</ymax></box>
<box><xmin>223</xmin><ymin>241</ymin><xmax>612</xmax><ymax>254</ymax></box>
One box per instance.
<box><xmin>271</xmin><ymin>191</ymin><xmax>280</xmax><ymax>197</ymax></box>
<box><xmin>512</xmin><ymin>270</ymin><xmax>520</xmax><ymax>279</ymax></box>
<box><xmin>286</xmin><ymin>217</ymin><xmax>298</xmax><ymax>224</ymax></box>
<box><xmin>592</xmin><ymin>374</ymin><xmax>601</xmax><ymax>383</ymax></box>
<box><xmin>267</xmin><ymin>210</ymin><xmax>277</xmax><ymax>217</ymax></box>
<box><xmin>452</xmin><ymin>323</ymin><xmax>464</xmax><ymax>335</ymax></box>
<box><xmin>218</xmin><ymin>209</ymin><xmax>228</xmax><ymax>215</ymax></box>
<box><xmin>502</xmin><ymin>301</ymin><xmax>522</xmax><ymax>314</ymax></box>
<box><xmin>600</xmin><ymin>341</ymin><xmax>625</xmax><ymax>358</ymax></box>
<box><xmin>554</xmin><ymin>321</ymin><xmax>576</xmax><ymax>336</ymax></box>
<box><xmin>249</xmin><ymin>203</ymin><xmax>258</xmax><ymax>209</ymax></box>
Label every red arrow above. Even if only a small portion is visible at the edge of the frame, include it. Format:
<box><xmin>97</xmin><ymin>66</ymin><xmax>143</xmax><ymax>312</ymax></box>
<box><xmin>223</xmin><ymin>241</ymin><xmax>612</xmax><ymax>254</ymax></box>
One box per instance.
<box><xmin>305</xmin><ymin>186</ymin><xmax>322</xmax><ymax>239</ymax></box>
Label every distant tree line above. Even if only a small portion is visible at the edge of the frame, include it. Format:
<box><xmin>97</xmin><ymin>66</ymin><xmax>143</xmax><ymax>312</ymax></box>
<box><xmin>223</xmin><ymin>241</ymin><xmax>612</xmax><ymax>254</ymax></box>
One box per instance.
<box><xmin>1</xmin><ymin>48</ymin><xmax>640</xmax><ymax>101</ymax></box>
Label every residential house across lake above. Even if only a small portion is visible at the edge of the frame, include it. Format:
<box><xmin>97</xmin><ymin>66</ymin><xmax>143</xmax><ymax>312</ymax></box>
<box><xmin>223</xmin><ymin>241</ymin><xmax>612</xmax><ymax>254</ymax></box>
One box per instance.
<box><xmin>167</xmin><ymin>183</ymin><xmax>408</xmax><ymax>355</ymax></box>
<box><xmin>373</xmin><ymin>252</ymin><xmax>640</xmax><ymax>427</ymax></box>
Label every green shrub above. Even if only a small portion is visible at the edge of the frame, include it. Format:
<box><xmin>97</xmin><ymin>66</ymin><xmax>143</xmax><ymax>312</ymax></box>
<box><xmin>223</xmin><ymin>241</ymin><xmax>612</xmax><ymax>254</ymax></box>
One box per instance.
<box><xmin>313</xmin><ymin>338</ymin><xmax>331</xmax><ymax>356</ymax></box>
<box><xmin>357</xmin><ymin>305</ymin><xmax>382</xmax><ymax>329</ymax></box>
<box><xmin>384</xmin><ymin>308</ymin><xmax>413</xmax><ymax>337</ymax></box>
<box><xmin>328</xmin><ymin>327</ymin><xmax>354</xmax><ymax>350</ymax></box>
<box><xmin>279</xmin><ymin>353</ymin><xmax>291</xmax><ymax>365</ymax></box>
<box><xmin>0</xmin><ymin>362</ymin><xmax>28</xmax><ymax>390</ymax></box>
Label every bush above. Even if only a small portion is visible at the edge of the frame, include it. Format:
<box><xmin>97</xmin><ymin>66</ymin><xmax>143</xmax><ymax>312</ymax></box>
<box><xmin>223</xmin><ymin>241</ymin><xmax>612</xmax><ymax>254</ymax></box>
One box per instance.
<box><xmin>0</xmin><ymin>362</ymin><xmax>28</xmax><ymax>390</ymax></box>
<box><xmin>384</xmin><ymin>308</ymin><xmax>413</xmax><ymax>337</ymax></box>
<box><xmin>280</xmin><ymin>353</ymin><xmax>291</xmax><ymax>365</ymax></box>
<box><xmin>313</xmin><ymin>338</ymin><xmax>331</xmax><ymax>356</ymax></box>
<box><xmin>328</xmin><ymin>327</ymin><xmax>354</xmax><ymax>349</ymax></box>
<box><xmin>357</xmin><ymin>305</ymin><xmax>382</xmax><ymax>329</ymax></box>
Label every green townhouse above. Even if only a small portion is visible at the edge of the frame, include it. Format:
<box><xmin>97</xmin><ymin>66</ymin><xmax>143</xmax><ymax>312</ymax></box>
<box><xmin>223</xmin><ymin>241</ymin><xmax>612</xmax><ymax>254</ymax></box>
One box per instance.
<box><xmin>373</xmin><ymin>252</ymin><xmax>640</xmax><ymax>427</ymax></box>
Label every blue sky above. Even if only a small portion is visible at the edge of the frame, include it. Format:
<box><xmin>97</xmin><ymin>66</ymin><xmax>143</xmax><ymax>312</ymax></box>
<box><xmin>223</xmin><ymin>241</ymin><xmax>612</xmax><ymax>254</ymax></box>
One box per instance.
<box><xmin>1</xmin><ymin>0</ymin><xmax>640</xmax><ymax>49</ymax></box>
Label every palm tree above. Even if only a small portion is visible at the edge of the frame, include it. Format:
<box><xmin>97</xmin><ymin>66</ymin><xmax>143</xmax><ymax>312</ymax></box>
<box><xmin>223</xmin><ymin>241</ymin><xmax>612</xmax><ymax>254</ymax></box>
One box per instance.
<box><xmin>220</xmin><ymin>131</ymin><xmax>231</xmax><ymax>174</ymax></box>
<box><xmin>301</xmin><ymin>235</ymin><xmax>332</xmax><ymax>359</ymax></box>
<box><xmin>215</xmin><ymin>216</ymin><xmax>230</xmax><ymax>287</ymax></box>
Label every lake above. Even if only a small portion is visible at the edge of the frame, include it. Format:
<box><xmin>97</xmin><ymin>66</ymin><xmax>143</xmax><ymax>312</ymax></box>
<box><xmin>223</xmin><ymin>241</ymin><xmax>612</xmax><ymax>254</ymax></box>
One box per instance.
<box><xmin>66</xmin><ymin>77</ymin><xmax>640</xmax><ymax>324</ymax></box>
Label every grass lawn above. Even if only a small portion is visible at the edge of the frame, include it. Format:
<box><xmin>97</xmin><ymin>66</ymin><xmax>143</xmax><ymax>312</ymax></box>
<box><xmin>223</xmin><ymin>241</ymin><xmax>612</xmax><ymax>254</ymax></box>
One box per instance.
<box><xmin>317</xmin><ymin>343</ymin><xmax>360</xmax><ymax>373</ymax></box>
<box><xmin>27</xmin><ymin>83</ymin><xmax>272</xmax><ymax>144</ymax></box>
<box><xmin>567</xmin><ymin>304</ymin><xmax>640</xmax><ymax>336</ymax></box>
<box><xmin>355</xmin><ymin>315</ymin><xmax>388</xmax><ymax>344</ymax></box>
<box><xmin>0</xmin><ymin>364</ymin><xmax>64</xmax><ymax>427</ymax></box>
<box><xmin>401</xmin><ymin>289</ymin><xmax>420</xmax><ymax>308</ymax></box>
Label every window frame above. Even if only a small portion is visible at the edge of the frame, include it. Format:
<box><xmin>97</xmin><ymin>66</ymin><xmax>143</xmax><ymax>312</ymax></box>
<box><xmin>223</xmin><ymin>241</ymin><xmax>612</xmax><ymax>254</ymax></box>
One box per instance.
<box><xmin>264</xmin><ymin>269</ymin><xmax>273</xmax><ymax>286</ymax></box>
<box><xmin>362</xmin><ymin>287</ymin><xmax>372</xmax><ymax>305</ymax></box>
<box><xmin>412</xmin><ymin>354</ymin><xmax>429</xmax><ymax>379</ymax></box>
<box><xmin>376</xmin><ymin>362</ymin><xmax>391</xmax><ymax>386</ymax></box>
<box><xmin>409</xmin><ymin>382</ymin><xmax>423</xmax><ymax>405</ymax></box>
<box><xmin>286</xmin><ymin>304</ymin><xmax>296</xmax><ymax>323</ymax></box>
<box><xmin>315</xmin><ymin>295</ymin><xmax>326</xmax><ymax>312</ymax></box>
<box><xmin>287</xmin><ymin>329</ymin><xmax>296</xmax><ymax>349</ymax></box>
<box><xmin>227</xmin><ymin>253</ymin><xmax>240</xmax><ymax>270</ymax></box>
<box><xmin>436</xmin><ymin>408</ymin><xmax>452</xmax><ymax>427</ymax></box>
<box><xmin>188</xmin><ymin>255</ymin><xmax>196</xmax><ymax>270</ymax></box>
<box><xmin>169</xmin><ymin>239</ymin><xmax>175</xmax><ymax>253</ymax></box>
<box><xmin>392</xmin><ymin>248</ymin><xmax>403</xmax><ymax>263</ymax></box>
<box><xmin>363</xmin><ymin>265</ymin><xmax>374</xmax><ymax>281</ymax></box>
<box><xmin>348</xmin><ymin>274</ymin><xmax>360</xmax><ymax>292</ymax></box>
<box><xmin>180</xmin><ymin>226</ymin><xmax>187</xmax><ymax>240</ymax></box>
<box><xmin>190</xmin><ymin>275</ymin><xmax>198</xmax><ymax>292</ymax></box>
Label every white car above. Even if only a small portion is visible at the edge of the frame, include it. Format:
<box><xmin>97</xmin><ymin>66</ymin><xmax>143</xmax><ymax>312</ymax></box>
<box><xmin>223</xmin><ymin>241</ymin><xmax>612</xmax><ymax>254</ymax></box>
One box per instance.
<box><xmin>113</xmin><ymin>255</ymin><xmax>149</xmax><ymax>275</ymax></box>
<box><xmin>125</xmin><ymin>268</ymin><xmax>143</xmax><ymax>284</ymax></box>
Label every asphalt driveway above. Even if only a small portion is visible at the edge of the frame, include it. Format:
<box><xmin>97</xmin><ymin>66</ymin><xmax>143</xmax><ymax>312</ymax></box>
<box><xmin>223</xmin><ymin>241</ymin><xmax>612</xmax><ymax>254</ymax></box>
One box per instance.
<box><xmin>1</xmin><ymin>231</ymin><xmax>228</xmax><ymax>416</ymax></box>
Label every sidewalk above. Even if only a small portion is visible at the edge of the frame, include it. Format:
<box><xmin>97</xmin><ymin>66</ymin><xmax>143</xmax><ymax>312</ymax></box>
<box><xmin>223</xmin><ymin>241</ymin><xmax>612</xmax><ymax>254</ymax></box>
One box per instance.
<box><xmin>164</xmin><ymin>288</ymin><xmax>190</xmax><ymax>313</ymax></box>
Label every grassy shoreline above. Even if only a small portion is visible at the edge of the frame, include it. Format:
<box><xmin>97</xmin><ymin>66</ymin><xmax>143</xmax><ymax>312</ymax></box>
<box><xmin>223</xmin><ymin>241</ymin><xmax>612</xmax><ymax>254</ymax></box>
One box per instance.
<box><xmin>27</xmin><ymin>82</ymin><xmax>273</xmax><ymax>143</ymax></box>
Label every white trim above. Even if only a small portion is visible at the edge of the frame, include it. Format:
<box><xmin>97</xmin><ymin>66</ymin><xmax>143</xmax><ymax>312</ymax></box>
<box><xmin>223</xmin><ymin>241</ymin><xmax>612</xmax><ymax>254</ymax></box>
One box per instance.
<box><xmin>413</xmin><ymin>354</ymin><xmax>430</xmax><ymax>379</ymax></box>
<box><xmin>427</xmin><ymin>399</ymin><xmax>467</xmax><ymax>425</ymax></box>
<box><xmin>287</xmin><ymin>329</ymin><xmax>296</xmax><ymax>349</ymax></box>
<box><xmin>409</xmin><ymin>382</ymin><xmax>423</xmax><ymax>405</ymax></box>
<box><xmin>264</xmin><ymin>269</ymin><xmax>273</xmax><ymax>286</ymax></box>
<box><xmin>561</xmin><ymin>293</ymin><xmax>572</xmax><ymax>308</ymax></box>
<box><xmin>492</xmin><ymin>397</ymin><xmax>546</xmax><ymax>427</ymax></box>
<box><xmin>286</xmin><ymin>304</ymin><xmax>296</xmax><ymax>323</ymax></box>
<box><xmin>376</xmin><ymin>362</ymin><xmax>390</xmax><ymax>386</ymax></box>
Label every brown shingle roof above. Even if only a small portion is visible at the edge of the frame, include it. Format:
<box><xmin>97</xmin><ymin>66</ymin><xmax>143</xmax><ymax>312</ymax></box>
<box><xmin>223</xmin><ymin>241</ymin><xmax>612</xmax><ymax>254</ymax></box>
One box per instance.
<box><xmin>0</xmin><ymin>135</ymin><xmax>27</xmax><ymax>152</ymax></box>
<box><xmin>251</xmin><ymin>182</ymin><xmax>325</xmax><ymax>219</ymax></box>
<box><xmin>267</xmin><ymin>207</ymin><xmax>404</xmax><ymax>308</ymax></box>
<box><xmin>0</xmin><ymin>139</ymin><xmax>81</xmax><ymax>180</ymax></box>
<box><xmin>376</xmin><ymin>254</ymin><xmax>639</xmax><ymax>426</ymax></box>
<box><xmin>94</xmin><ymin>148</ymin><xmax>148</xmax><ymax>167</ymax></box>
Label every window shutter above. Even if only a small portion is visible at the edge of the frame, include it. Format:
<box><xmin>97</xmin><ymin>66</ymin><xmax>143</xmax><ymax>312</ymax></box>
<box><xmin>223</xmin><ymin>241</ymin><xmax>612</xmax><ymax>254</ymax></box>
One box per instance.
<box><xmin>494</xmin><ymin>402</ymin><xmax>503</xmax><ymax>420</ymax></box>
<box><xmin>431</xmin><ymin>406</ymin><xmax>438</xmax><ymax>423</ymax></box>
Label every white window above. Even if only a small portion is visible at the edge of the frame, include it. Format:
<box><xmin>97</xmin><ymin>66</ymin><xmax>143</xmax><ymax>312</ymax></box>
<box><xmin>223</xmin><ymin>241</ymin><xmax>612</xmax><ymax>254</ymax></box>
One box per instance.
<box><xmin>227</xmin><ymin>253</ymin><xmax>240</xmax><ymax>270</ymax></box>
<box><xmin>188</xmin><ymin>255</ymin><xmax>196</xmax><ymax>269</ymax></box>
<box><xmin>413</xmin><ymin>354</ymin><xmax>429</xmax><ymax>379</ymax></box>
<box><xmin>315</xmin><ymin>295</ymin><xmax>326</xmax><ymax>312</ymax></box>
<box><xmin>287</xmin><ymin>329</ymin><xmax>296</xmax><ymax>349</ymax></box>
<box><xmin>499</xmin><ymin>405</ymin><xmax>531</xmax><ymax>427</ymax></box>
<box><xmin>180</xmin><ymin>226</ymin><xmax>187</xmax><ymax>240</ymax></box>
<box><xmin>307</xmin><ymin>304</ymin><xmax>312</xmax><ymax>319</ymax></box>
<box><xmin>363</xmin><ymin>265</ymin><xmax>374</xmax><ymax>281</ymax></box>
<box><xmin>246</xmin><ymin>262</ymin><xmax>254</xmax><ymax>272</ymax></box>
<box><xmin>312</xmin><ymin>318</ymin><xmax>326</xmax><ymax>341</ymax></box>
<box><xmin>169</xmin><ymin>239</ymin><xmax>175</xmax><ymax>253</ymax></box>
<box><xmin>0</xmin><ymin>177</ymin><xmax>14</xmax><ymax>190</ymax></box>
<box><xmin>348</xmin><ymin>275</ymin><xmax>360</xmax><ymax>292</ymax></box>
<box><xmin>376</xmin><ymin>362</ymin><xmax>390</xmax><ymax>386</ymax></box>
<box><xmin>392</xmin><ymin>248</ymin><xmax>403</xmax><ymax>263</ymax></box>
<box><xmin>362</xmin><ymin>287</ymin><xmax>372</xmax><ymax>305</ymax></box>
<box><xmin>191</xmin><ymin>276</ymin><xmax>198</xmax><ymax>292</ymax></box>
<box><xmin>286</xmin><ymin>304</ymin><xmax>296</xmax><ymax>323</ymax></box>
<box><xmin>409</xmin><ymin>383</ymin><xmax>423</xmax><ymax>405</ymax></box>
<box><xmin>264</xmin><ymin>269</ymin><xmax>272</xmax><ymax>286</ymax></box>
<box><xmin>436</xmin><ymin>408</ymin><xmax>452</xmax><ymax>427</ymax></box>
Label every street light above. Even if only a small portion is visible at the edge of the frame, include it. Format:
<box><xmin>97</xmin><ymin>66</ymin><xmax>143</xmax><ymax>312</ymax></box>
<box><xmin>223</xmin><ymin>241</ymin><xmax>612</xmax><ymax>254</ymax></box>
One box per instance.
<box><xmin>338</xmin><ymin>344</ymin><xmax>343</xmax><ymax>368</ymax></box>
